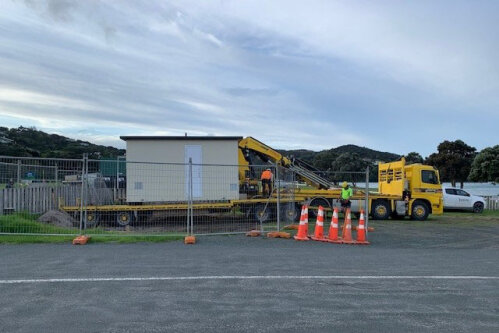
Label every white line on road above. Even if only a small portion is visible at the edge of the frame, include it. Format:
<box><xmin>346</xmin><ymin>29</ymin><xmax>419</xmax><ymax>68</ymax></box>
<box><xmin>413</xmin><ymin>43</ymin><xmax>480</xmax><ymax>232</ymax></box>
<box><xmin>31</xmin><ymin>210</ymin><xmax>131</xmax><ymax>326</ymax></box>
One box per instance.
<box><xmin>1</xmin><ymin>275</ymin><xmax>498</xmax><ymax>284</ymax></box>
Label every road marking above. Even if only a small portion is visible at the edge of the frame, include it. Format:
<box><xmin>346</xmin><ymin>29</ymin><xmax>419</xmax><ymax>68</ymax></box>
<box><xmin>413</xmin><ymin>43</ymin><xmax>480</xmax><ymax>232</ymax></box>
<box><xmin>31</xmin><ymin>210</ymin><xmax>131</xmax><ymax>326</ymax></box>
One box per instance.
<box><xmin>0</xmin><ymin>275</ymin><xmax>498</xmax><ymax>284</ymax></box>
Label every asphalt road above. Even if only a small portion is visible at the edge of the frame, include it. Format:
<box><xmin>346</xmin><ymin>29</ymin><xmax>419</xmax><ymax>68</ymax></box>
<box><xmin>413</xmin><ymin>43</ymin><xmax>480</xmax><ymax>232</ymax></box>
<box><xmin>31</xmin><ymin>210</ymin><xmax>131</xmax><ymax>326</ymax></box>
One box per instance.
<box><xmin>1</xmin><ymin>221</ymin><xmax>499</xmax><ymax>333</ymax></box>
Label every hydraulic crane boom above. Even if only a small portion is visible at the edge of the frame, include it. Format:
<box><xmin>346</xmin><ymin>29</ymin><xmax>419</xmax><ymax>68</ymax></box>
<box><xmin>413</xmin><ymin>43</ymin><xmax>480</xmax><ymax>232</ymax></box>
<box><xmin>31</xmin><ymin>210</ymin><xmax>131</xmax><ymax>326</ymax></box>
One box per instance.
<box><xmin>237</xmin><ymin>137</ymin><xmax>333</xmax><ymax>189</ymax></box>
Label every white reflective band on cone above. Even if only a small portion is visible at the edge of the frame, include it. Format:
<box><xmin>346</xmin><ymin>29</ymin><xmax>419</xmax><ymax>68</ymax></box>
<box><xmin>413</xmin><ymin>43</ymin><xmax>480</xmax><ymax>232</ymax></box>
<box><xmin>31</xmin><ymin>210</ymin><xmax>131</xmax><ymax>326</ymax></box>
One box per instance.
<box><xmin>299</xmin><ymin>221</ymin><xmax>307</xmax><ymax>225</ymax></box>
<box><xmin>358</xmin><ymin>225</ymin><xmax>365</xmax><ymax>229</ymax></box>
<box><xmin>332</xmin><ymin>223</ymin><xmax>338</xmax><ymax>228</ymax></box>
<box><xmin>317</xmin><ymin>221</ymin><xmax>323</xmax><ymax>226</ymax></box>
<box><xmin>346</xmin><ymin>224</ymin><xmax>351</xmax><ymax>229</ymax></box>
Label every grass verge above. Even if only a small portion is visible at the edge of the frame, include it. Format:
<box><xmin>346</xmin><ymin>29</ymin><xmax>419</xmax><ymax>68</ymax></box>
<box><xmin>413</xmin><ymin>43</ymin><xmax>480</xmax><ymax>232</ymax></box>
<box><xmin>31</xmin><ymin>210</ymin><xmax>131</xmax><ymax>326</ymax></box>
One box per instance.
<box><xmin>0</xmin><ymin>214</ymin><xmax>186</xmax><ymax>244</ymax></box>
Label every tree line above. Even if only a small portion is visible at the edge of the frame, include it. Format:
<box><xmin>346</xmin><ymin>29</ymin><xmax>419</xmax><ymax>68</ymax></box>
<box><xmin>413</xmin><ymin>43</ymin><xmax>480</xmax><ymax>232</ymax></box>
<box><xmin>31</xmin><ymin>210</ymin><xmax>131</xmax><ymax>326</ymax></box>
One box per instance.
<box><xmin>304</xmin><ymin>140</ymin><xmax>498</xmax><ymax>186</ymax></box>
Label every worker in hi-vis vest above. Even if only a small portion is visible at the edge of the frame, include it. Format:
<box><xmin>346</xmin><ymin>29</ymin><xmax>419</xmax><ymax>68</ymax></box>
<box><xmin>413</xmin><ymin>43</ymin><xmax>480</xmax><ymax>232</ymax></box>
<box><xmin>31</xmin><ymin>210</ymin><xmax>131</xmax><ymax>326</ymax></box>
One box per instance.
<box><xmin>339</xmin><ymin>181</ymin><xmax>353</xmax><ymax>210</ymax></box>
<box><xmin>260</xmin><ymin>168</ymin><xmax>273</xmax><ymax>197</ymax></box>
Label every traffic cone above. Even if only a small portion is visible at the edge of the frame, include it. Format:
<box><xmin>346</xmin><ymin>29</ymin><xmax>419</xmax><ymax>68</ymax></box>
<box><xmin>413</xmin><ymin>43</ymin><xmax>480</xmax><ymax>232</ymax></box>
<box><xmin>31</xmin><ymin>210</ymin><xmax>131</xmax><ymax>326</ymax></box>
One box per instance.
<box><xmin>356</xmin><ymin>209</ymin><xmax>370</xmax><ymax>245</ymax></box>
<box><xmin>326</xmin><ymin>207</ymin><xmax>342</xmax><ymax>243</ymax></box>
<box><xmin>311</xmin><ymin>205</ymin><xmax>327</xmax><ymax>241</ymax></box>
<box><xmin>341</xmin><ymin>208</ymin><xmax>355</xmax><ymax>244</ymax></box>
<box><xmin>293</xmin><ymin>205</ymin><xmax>310</xmax><ymax>241</ymax></box>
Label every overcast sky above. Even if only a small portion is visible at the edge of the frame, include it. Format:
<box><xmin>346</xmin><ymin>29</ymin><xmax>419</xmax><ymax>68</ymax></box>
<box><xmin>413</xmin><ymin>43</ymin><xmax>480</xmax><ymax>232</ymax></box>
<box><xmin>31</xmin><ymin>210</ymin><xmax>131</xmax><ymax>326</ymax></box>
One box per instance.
<box><xmin>0</xmin><ymin>0</ymin><xmax>498</xmax><ymax>157</ymax></box>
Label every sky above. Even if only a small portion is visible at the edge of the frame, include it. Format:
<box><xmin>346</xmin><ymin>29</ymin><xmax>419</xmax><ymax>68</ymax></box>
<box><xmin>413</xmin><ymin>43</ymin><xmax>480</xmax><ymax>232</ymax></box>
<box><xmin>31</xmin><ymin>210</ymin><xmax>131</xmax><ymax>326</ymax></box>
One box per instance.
<box><xmin>0</xmin><ymin>0</ymin><xmax>498</xmax><ymax>157</ymax></box>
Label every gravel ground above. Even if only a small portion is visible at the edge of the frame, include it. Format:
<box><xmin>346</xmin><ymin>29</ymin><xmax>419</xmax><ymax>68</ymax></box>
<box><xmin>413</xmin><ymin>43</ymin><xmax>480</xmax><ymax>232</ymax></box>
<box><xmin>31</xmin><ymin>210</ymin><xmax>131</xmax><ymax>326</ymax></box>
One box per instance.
<box><xmin>0</xmin><ymin>214</ymin><xmax>498</xmax><ymax>333</ymax></box>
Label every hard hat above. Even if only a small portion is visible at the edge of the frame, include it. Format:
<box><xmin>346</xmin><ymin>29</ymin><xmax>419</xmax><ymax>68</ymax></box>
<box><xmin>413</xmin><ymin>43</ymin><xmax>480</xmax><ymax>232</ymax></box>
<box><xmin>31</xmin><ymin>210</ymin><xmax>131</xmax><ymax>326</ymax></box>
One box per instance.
<box><xmin>266</xmin><ymin>168</ymin><xmax>271</xmax><ymax>171</ymax></box>
<box><xmin>342</xmin><ymin>181</ymin><xmax>348</xmax><ymax>188</ymax></box>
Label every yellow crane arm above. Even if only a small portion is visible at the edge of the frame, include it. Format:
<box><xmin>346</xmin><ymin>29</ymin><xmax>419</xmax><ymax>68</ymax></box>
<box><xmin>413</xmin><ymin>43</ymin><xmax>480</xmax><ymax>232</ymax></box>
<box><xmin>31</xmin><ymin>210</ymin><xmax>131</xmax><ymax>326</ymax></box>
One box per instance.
<box><xmin>238</xmin><ymin>137</ymin><xmax>292</xmax><ymax>166</ymax></box>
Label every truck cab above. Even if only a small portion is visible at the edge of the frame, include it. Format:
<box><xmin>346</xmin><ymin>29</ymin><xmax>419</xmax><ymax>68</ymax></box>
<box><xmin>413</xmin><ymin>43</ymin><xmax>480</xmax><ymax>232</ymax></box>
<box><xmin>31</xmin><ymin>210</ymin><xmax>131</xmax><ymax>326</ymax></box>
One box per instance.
<box><xmin>378</xmin><ymin>158</ymin><xmax>443</xmax><ymax>220</ymax></box>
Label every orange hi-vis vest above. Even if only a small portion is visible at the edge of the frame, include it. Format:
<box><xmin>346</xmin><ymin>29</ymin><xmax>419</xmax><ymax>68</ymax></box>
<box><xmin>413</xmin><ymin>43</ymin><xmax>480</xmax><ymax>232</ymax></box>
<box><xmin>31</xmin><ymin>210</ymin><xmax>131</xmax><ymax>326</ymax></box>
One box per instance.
<box><xmin>261</xmin><ymin>170</ymin><xmax>272</xmax><ymax>180</ymax></box>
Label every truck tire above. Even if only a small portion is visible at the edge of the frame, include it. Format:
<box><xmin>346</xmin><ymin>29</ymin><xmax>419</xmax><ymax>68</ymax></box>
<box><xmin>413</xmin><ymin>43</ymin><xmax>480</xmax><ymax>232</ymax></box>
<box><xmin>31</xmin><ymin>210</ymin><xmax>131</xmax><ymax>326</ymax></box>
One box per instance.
<box><xmin>411</xmin><ymin>201</ymin><xmax>429</xmax><ymax>221</ymax></box>
<box><xmin>84</xmin><ymin>211</ymin><xmax>100</xmax><ymax>228</ymax></box>
<box><xmin>371</xmin><ymin>200</ymin><xmax>391</xmax><ymax>220</ymax></box>
<box><xmin>116</xmin><ymin>211</ymin><xmax>134</xmax><ymax>226</ymax></box>
<box><xmin>309</xmin><ymin>198</ymin><xmax>330</xmax><ymax>218</ymax></box>
<box><xmin>254</xmin><ymin>204</ymin><xmax>272</xmax><ymax>223</ymax></box>
<box><xmin>281</xmin><ymin>203</ymin><xmax>301</xmax><ymax>222</ymax></box>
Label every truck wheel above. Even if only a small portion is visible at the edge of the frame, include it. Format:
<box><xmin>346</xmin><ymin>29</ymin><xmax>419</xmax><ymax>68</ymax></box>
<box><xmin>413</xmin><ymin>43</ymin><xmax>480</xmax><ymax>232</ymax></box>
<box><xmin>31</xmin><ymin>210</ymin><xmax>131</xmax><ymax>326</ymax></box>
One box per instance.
<box><xmin>254</xmin><ymin>204</ymin><xmax>272</xmax><ymax>223</ymax></box>
<box><xmin>411</xmin><ymin>201</ymin><xmax>429</xmax><ymax>221</ymax></box>
<box><xmin>281</xmin><ymin>204</ymin><xmax>300</xmax><ymax>222</ymax></box>
<box><xmin>309</xmin><ymin>198</ymin><xmax>330</xmax><ymax>218</ymax></box>
<box><xmin>84</xmin><ymin>211</ymin><xmax>100</xmax><ymax>228</ymax></box>
<box><xmin>473</xmin><ymin>202</ymin><xmax>484</xmax><ymax>214</ymax></box>
<box><xmin>371</xmin><ymin>200</ymin><xmax>391</xmax><ymax>220</ymax></box>
<box><xmin>116</xmin><ymin>211</ymin><xmax>134</xmax><ymax>226</ymax></box>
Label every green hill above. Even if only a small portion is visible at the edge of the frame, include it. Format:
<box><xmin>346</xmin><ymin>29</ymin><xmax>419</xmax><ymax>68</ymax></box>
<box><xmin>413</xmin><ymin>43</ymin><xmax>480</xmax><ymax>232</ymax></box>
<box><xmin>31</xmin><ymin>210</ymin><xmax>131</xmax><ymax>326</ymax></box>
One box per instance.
<box><xmin>0</xmin><ymin>126</ymin><xmax>125</xmax><ymax>159</ymax></box>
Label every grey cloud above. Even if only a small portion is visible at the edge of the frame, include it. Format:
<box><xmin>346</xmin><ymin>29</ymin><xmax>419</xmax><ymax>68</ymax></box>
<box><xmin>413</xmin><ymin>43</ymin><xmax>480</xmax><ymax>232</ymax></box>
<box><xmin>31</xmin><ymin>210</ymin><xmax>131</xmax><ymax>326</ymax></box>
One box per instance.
<box><xmin>224</xmin><ymin>87</ymin><xmax>279</xmax><ymax>97</ymax></box>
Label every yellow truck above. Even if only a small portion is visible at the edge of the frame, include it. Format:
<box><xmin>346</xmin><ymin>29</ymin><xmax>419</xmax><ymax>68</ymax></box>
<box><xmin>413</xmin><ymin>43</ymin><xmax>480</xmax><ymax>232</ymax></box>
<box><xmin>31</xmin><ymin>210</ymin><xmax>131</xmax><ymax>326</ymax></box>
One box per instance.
<box><xmin>237</xmin><ymin>137</ymin><xmax>443</xmax><ymax>221</ymax></box>
<box><xmin>61</xmin><ymin>136</ymin><xmax>443</xmax><ymax>225</ymax></box>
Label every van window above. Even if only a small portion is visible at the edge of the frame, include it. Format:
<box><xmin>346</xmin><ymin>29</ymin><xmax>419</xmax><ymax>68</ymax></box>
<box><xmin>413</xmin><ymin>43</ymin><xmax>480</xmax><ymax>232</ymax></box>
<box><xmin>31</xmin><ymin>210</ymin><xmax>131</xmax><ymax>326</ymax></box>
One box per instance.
<box><xmin>421</xmin><ymin>170</ymin><xmax>439</xmax><ymax>184</ymax></box>
<box><xmin>445</xmin><ymin>188</ymin><xmax>456</xmax><ymax>195</ymax></box>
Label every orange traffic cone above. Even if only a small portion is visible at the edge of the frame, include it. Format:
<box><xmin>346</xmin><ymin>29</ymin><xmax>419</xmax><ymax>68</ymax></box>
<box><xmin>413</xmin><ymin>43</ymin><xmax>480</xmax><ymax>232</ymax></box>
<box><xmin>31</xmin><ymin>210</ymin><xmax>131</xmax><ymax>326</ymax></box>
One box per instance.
<box><xmin>341</xmin><ymin>208</ymin><xmax>355</xmax><ymax>244</ymax></box>
<box><xmin>311</xmin><ymin>205</ymin><xmax>327</xmax><ymax>241</ymax></box>
<box><xmin>356</xmin><ymin>209</ymin><xmax>370</xmax><ymax>245</ymax></box>
<box><xmin>326</xmin><ymin>207</ymin><xmax>342</xmax><ymax>243</ymax></box>
<box><xmin>294</xmin><ymin>205</ymin><xmax>310</xmax><ymax>241</ymax></box>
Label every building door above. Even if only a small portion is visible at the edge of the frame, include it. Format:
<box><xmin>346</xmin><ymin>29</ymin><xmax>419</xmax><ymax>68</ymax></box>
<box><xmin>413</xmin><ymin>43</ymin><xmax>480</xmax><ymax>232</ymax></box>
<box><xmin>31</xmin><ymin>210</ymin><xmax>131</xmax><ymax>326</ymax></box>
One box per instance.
<box><xmin>185</xmin><ymin>145</ymin><xmax>203</xmax><ymax>198</ymax></box>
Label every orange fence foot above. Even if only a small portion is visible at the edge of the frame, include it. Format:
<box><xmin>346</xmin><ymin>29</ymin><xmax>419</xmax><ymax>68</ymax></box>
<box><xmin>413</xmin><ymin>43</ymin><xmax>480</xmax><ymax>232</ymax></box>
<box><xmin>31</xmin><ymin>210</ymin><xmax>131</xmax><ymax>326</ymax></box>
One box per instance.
<box><xmin>246</xmin><ymin>230</ymin><xmax>261</xmax><ymax>237</ymax></box>
<box><xmin>283</xmin><ymin>224</ymin><xmax>299</xmax><ymax>230</ymax></box>
<box><xmin>184</xmin><ymin>235</ymin><xmax>196</xmax><ymax>244</ymax></box>
<box><xmin>267</xmin><ymin>231</ymin><xmax>291</xmax><ymax>239</ymax></box>
<box><xmin>72</xmin><ymin>235</ymin><xmax>90</xmax><ymax>245</ymax></box>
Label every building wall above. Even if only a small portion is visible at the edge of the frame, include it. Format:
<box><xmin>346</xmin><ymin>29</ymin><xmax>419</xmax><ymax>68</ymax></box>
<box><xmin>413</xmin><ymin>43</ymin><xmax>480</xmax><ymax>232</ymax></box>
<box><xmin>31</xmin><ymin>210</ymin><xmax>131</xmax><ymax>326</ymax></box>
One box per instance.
<box><xmin>125</xmin><ymin>140</ymin><xmax>239</xmax><ymax>202</ymax></box>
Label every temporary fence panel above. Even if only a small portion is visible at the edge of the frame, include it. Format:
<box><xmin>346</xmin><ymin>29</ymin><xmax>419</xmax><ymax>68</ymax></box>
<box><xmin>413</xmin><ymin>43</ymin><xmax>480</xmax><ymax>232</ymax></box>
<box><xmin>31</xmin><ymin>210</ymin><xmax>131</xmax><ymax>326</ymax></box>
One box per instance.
<box><xmin>0</xmin><ymin>155</ymin><xmax>372</xmax><ymax>239</ymax></box>
<box><xmin>0</xmin><ymin>156</ymin><xmax>84</xmax><ymax>235</ymax></box>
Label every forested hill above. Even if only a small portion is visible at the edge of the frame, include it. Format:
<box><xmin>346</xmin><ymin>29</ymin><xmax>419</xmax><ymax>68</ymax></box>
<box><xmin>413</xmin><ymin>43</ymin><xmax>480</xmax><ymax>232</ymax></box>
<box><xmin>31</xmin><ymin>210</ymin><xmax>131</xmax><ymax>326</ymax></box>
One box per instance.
<box><xmin>280</xmin><ymin>145</ymin><xmax>401</xmax><ymax>166</ymax></box>
<box><xmin>0</xmin><ymin>126</ymin><xmax>125</xmax><ymax>159</ymax></box>
<box><xmin>1</xmin><ymin>126</ymin><xmax>400</xmax><ymax>167</ymax></box>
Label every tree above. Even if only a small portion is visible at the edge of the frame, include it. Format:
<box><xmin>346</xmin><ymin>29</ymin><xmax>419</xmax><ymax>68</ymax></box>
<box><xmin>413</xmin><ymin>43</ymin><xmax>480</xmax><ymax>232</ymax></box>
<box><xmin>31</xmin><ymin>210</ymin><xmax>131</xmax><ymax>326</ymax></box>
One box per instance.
<box><xmin>312</xmin><ymin>150</ymin><xmax>338</xmax><ymax>170</ymax></box>
<box><xmin>469</xmin><ymin>145</ymin><xmax>499</xmax><ymax>183</ymax></box>
<box><xmin>404</xmin><ymin>152</ymin><xmax>424</xmax><ymax>164</ymax></box>
<box><xmin>329</xmin><ymin>152</ymin><xmax>369</xmax><ymax>185</ymax></box>
<box><xmin>425</xmin><ymin>140</ymin><xmax>476</xmax><ymax>188</ymax></box>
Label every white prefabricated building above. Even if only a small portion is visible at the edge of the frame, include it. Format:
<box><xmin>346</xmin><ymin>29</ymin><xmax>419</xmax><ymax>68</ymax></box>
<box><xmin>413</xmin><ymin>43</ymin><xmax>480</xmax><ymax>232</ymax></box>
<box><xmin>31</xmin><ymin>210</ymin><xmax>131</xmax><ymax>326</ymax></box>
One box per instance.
<box><xmin>120</xmin><ymin>136</ymin><xmax>242</xmax><ymax>203</ymax></box>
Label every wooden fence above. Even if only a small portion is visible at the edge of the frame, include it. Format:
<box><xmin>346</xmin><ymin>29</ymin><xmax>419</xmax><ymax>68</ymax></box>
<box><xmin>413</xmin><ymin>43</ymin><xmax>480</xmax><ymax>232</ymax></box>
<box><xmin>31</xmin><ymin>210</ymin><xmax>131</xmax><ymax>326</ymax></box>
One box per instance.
<box><xmin>484</xmin><ymin>196</ymin><xmax>499</xmax><ymax>210</ymax></box>
<box><xmin>0</xmin><ymin>185</ymin><xmax>127</xmax><ymax>215</ymax></box>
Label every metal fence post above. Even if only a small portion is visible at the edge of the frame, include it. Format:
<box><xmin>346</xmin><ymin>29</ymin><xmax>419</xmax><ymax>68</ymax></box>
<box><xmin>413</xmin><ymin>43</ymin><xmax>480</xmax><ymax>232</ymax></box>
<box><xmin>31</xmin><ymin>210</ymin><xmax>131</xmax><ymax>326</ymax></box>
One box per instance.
<box><xmin>79</xmin><ymin>154</ymin><xmax>86</xmax><ymax>233</ymax></box>
<box><xmin>189</xmin><ymin>158</ymin><xmax>194</xmax><ymax>235</ymax></box>
<box><xmin>17</xmin><ymin>160</ymin><xmax>21</xmax><ymax>185</ymax></box>
<box><xmin>84</xmin><ymin>155</ymin><xmax>89</xmax><ymax>231</ymax></box>
<box><xmin>365</xmin><ymin>166</ymin><xmax>369</xmax><ymax>239</ymax></box>
<box><xmin>275</xmin><ymin>162</ymin><xmax>280</xmax><ymax>231</ymax></box>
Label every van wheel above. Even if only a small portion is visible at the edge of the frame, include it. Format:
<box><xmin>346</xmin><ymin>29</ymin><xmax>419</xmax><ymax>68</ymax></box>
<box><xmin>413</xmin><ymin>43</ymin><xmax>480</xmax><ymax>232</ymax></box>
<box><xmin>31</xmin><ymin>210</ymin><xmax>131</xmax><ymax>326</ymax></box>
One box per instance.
<box><xmin>371</xmin><ymin>200</ymin><xmax>391</xmax><ymax>220</ymax></box>
<box><xmin>473</xmin><ymin>202</ymin><xmax>484</xmax><ymax>214</ymax></box>
<box><xmin>411</xmin><ymin>201</ymin><xmax>429</xmax><ymax>221</ymax></box>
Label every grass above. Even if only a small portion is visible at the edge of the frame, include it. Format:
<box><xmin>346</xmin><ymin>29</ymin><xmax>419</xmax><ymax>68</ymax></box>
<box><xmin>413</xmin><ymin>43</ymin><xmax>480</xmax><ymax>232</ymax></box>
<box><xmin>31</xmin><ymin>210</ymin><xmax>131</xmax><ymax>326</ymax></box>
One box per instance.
<box><xmin>0</xmin><ymin>213</ymin><xmax>75</xmax><ymax>234</ymax></box>
<box><xmin>0</xmin><ymin>213</ymin><xmax>186</xmax><ymax>244</ymax></box>
<box><xmin>1</xmin><ymin>210</ymin><xmax>498</xmax><ymax>244</ymax></box>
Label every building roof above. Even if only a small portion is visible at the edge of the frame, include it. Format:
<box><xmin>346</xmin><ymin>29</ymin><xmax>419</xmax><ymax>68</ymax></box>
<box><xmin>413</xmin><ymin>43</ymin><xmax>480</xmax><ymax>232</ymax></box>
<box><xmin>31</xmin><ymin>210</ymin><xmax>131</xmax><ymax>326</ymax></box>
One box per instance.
<box><xmin>120</xmin><ymin>135</ymin><xmax>243</xmax><ymax>141</ymax></box>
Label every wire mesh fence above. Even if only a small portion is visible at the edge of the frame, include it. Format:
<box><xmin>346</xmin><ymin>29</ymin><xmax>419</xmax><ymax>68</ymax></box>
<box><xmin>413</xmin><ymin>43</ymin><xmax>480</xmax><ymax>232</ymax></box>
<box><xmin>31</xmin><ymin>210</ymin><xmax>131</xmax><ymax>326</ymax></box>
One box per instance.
<box><xmin>0</xmin><ymin>155</ymin><xmax>374</xmax><ymax>238</ymax></box>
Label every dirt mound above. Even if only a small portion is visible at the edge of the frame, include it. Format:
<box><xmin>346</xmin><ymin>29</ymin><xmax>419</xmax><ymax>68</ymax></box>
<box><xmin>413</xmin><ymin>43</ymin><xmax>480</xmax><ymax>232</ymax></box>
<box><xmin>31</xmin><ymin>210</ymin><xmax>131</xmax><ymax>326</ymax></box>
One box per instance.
<box><xmin>38</xmin><ymin>210</ymin><xmax>77</xmax><ymax>228</ymax></box>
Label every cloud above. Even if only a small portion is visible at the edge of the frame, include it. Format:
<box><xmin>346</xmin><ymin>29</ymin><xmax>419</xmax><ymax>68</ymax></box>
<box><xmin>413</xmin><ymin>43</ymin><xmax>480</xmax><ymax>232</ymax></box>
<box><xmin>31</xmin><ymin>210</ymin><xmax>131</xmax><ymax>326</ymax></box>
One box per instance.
<box><xmin>0</xmin><ymin>1</ymin><xmax>497</xmax><ymax>157</ymax></box>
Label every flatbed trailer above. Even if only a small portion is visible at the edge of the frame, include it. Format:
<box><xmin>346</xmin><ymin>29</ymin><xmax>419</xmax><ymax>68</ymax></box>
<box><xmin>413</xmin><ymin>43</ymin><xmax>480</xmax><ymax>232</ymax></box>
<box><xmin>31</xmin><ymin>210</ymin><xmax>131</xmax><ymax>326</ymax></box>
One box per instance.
<box><xmin>60</xmin><ymin>187</ymin><xmax>423</xmax><ymax>227</ymax></box>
